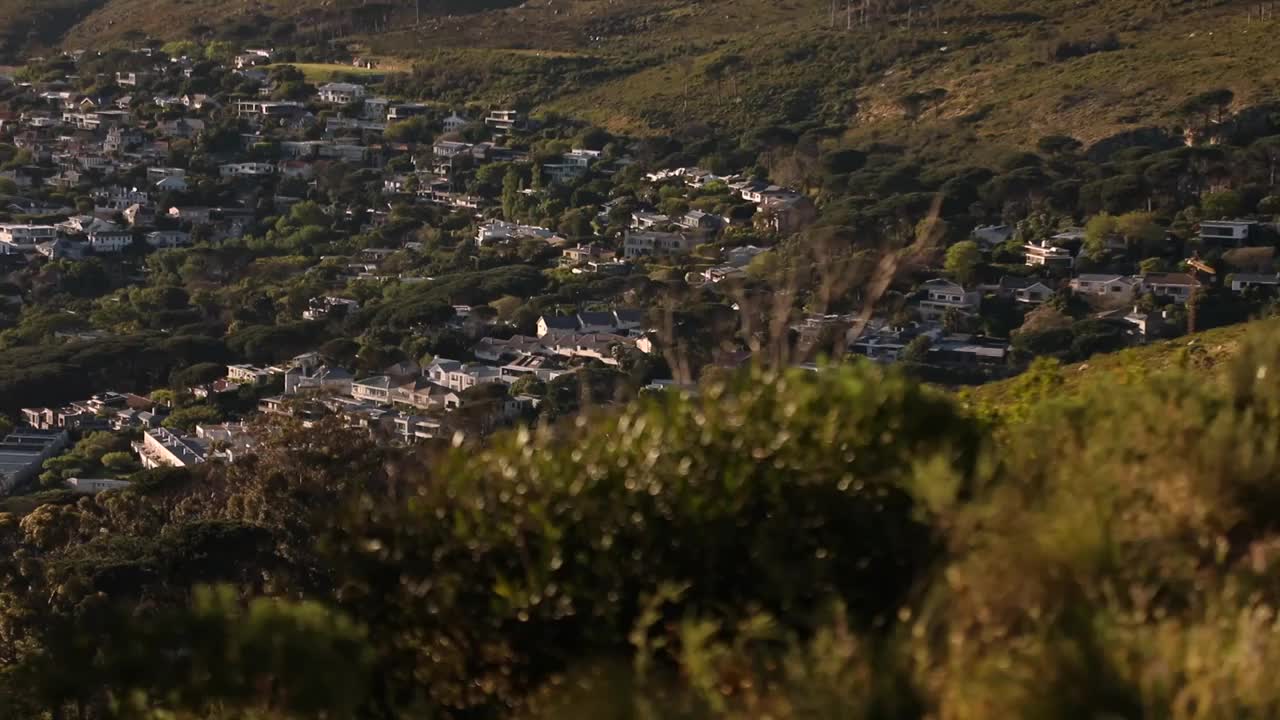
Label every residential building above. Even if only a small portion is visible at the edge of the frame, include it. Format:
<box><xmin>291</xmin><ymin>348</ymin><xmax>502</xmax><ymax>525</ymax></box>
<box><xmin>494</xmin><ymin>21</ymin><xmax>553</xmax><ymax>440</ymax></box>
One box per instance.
<box><xmin>285</xmin><ymin>366</ymin><xmax>354</xmax><ymax>396</ymax></box>
<box><xmin>219</xmin><ymin>162</ymin><xmax>275</xmax><ymax>178</ymax></box>
<box><xmin>623</xmin><ymin>230</ymin><xmax>698</xmax><ymax>258</ymax></box>
<box><xmin>227</xmin><ymin>364</ymin><xmax>279</xmax><ymax>384</ymax></box>
<box><xmin>1024</xmin><ymin>241</ymin><xmax>1074</xmax><ymax>268</ymax></box>
<box><xmin>1142</xmin><ymin>272</ymin><xmax>1202</xmax><ymax>303</ymax></box>
<box><xmin>319</xmin><ymin>82</ymin><xmax>367</xmax><ymax>104</ymax></box>
<box><xmin>757</xmin><ymin>195</ymin><xmax>817</xmax><ymax>235</ymax></box>
<box><xmin>442</xmin><ymin>112</ymin><xmax>469</xmax><ymax>133</ymax></box>
<box><xmin>1200</xmin><ymin>220</ymin><xmax>1257</xmax><ymax>248</ymax></box>
<box><xmin>146</xmin><ymin>230</ymin><xmax>192</xmax><ymax>248</ymax></box>
<box><xmin>476</xmin><ymin>220</ymin><xmax>556</xmax><ymax>246</ymax></box>
<box><xmin>1231</xmin><ymin>272</ymin><xmax>1280</xmax><ymax>293</ymax></box>
<box><xmin>1070</xmin><ymin>274</ymin><xmax>1141</xmax><ymax>304</ymax></box>
<box><xmin>0</xmin><ymin>428</ymin><xmax>69</xmax><ymax>495</ymax></box>
<box><xmin>485</xmin><ymin>109</ymin><xmax>521</xmax><ymax>132</ymax></box>
<box><xmin>917</xmin><ymin>278</ymin><xmax>981</xmax><ymax>319</ymax></box>
<box><xmin>0</xmin><ymin>223</ymin><xmax>57</xmax><ymax>250</ymax></box>
<box><xmin>67</xmin><ymin>478</ymin><xmax>132</xmax><ymax>494</ymax></box>
<box><xmin>134</xmin><ymin>427</ymin><xmax>209</xmax><ymax>469</ymax></box>
<box><xmin>387</xmin><ymin>103</ymin><xmax>429</xmax><ymax>122</ymax></box>
<box><xmin>973</xmin><ymin>224</ymin><xmax>1014</xmax><ymax>247</ymax></box>
<box><xmin>352</xmin><ymin>376</ymin><xmax>395</xmax><ymax>404</ymax></box>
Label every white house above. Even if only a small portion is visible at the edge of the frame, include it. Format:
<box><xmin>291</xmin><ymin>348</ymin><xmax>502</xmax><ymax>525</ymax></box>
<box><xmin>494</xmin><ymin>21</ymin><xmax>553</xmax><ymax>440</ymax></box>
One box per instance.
<box><xmin>1024</xmin><ymin>241</ymin><xmax>1074</xmax><ymax>268</ymax></box>
<box><xmin>86</xmin><ymin>229</ymin><xmax>134</xmax><ymax>253</ymax></box>
<box><xmin>1200</xmin><ymin>220</ymin><xmax>1256</xmax><ymax>247</ymax></box>
<box><xmin>351</xmin><ymin>376</ymin><xmax>394</xmax><ymax>405</ymax></box>
<box><xmin>476</xmin><ymin>220</ymin><xmax>555</xmax><ymax>246</ymax></box>
<box><xmin>1070</xmin><ymin>274</ymin><xmax>1141</xmax><ymax>304</ymax></box>
<box><xmin>623</xmin><ymin>230</ymin><xmax>698</xmax><ymax>258</ymax></box>
<box><xmin>0</xmin><ymin>224</ymin><xmax>57</xmax><ymax>250</ymax></box>
<box><xmin>917</xmin><ymin>278</ymin><xmax>981</xmax><ymax>319</ymax></box>
<box><xmin>318</xmin><ymin>82</ymin><xmax>367</xmax><ymax>105</ymax></box>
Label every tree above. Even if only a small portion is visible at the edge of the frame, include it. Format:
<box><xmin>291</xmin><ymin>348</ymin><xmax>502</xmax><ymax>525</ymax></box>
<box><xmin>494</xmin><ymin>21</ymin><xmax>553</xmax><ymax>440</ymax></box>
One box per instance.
<box><xmin>1114</xmin><ymin>211</ymin><xmax>1166</xmax><ymax>256</ymax></box>
<box><xmin>101</xmin><ymin>451</ymin><xmax>139</xmax><ymax>474</ymax></box>
<box><xmin>1083</xmin><ymin>212</ymin><xmax>1118</xmax><ymax>261</ymax></box>
<box><xmin>1036</xmin><ymin>134</ymin><xmax>1082</xmax><ymax>157</ymax></box>
<box><xmin>901</xmin><ymin>335</ymin><xmax>932</xmax><ymax>363</ymax></box>
<box><xmin>1202</xmin><ymin>190</ymin><xmax>1243</xmax><ymax>219</ymax></box>
<box><xmin>944</xmin><ymin>240</ymin><xmax>981</xmax><ymax>285</ymax></box>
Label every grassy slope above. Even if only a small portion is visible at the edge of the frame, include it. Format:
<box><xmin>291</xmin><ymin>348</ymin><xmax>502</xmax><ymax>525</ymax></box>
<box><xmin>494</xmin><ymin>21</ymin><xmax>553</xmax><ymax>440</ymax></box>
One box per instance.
<box><xmin>3</xmin><ymin>0</ymin><xmax>1275</xmax><ymax>145</ymax></box>
<box><xmin>962</xmin><ymin>317</ymin><xmax>1275</xmax><ymax>412</ymax></box>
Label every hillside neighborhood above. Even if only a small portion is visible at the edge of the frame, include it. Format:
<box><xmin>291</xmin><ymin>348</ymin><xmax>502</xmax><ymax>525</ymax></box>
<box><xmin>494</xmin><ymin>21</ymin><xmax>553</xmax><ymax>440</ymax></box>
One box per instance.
<box><xmin>1</xmin><ymin>42</ymin><xmax>1279</xmax><ymax>496</ymax></box>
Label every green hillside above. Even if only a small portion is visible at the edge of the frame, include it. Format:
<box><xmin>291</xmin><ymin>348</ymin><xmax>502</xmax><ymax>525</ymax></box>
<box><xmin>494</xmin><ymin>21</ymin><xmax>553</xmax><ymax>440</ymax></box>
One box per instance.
<box><xmin>961</xmin><ymin>316</ymin><xmax>1278</xmax><ymax>424</ymax></box>
<box><xmin>2</xmin><ymin>0</ymin><xmax>1273</xmax><ymax>148</ymax></box>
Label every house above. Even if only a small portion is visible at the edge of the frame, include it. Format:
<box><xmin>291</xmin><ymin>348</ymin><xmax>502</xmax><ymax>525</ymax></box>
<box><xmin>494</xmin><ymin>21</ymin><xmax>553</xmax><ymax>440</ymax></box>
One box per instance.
<box><xmin>1070</xmin><ymin>274</ymin><xmax>1141</xmax><ymax>304</ymax></box>
<box><xmin>917</xmin><ymin>279</ymin><xmax>981</xmax><ymax>319</ymax></box>
<box><xmin>561</xmin><ymin>242</ymin><xmax>612</xmax><ymax>267</ymax></box>
<box><xmin>437</xmin><ymin>362</ymin><xmax>504</xmax><ymax>392</ymax></box>
<box><xmin>0</xmin><ymin>224</ymin><xmax>57</xmax><ymax>250</ymax></box>
<box><xmin>973</xmin><ymin>224</ymin><xmax>1014</xmax><ymax>247</ymax></box>
<box><xmin>36</xmin><ymin>238</ymin><xmax>85</xmax><ymax>260</ymax></box>
<box><xmin>351</xmin><ymin>376</ymin><xmax>395</xmax><ymax>405</ymax></box>
<box><xmin>425</xmin><ymin>358</ymin><xmax>464</xmax><ymax>386</ymax></box>
<box><xmin>700</xmin><ymin>265</ymin><xmax>746</xmax><ymax>284</ymax></box>
<box><xmin>133</xmin><ymin>427</ymin><xmax>208</xmax><ymax>469</ymax></box>
<box><xmin>219</xmin><ymin>162</ymin><xmax>275</xmax><ymax>178</ymax></box>
<box><xmin>1123</xmin><ymin>306</ymin><xmax>1168</xmax><ymax>340</ymax></box>
<box><xmin>302</xmin><ymin>296</ymin><xmax>360</xmax><ymax>320</ymax></box>
<box><xmin>623</xmin><ymin>230</ymin><xmax>698</xmax><ymax>258</ymax></box>
<box><xmin>146</xmin><ymin>230</ymin><xmax>191</xmax><ymax>248</ymax></box>
<box><xmin>476</xmin><ymin>220</ymin><xmax>556</xmax><ymax>246</ymax></box>
<box><xmin>442</xmin><ymin>111</ymin><xmax>469</xmax><ymax>133</ymax></box>
<box><xmin>678</xmin><ymin>210</ymin><xmax>724</xmax><ymax>234</ymax></box>
<box><xmin>1024</xmin><ymin>241</ymin><xmax>1074</xmax><ymax>269</ymax></box>
<box><xmin>67</xmin><ymin>478</ymin><xmax>132</xmax><ymax>494</ymax></box>
<box><xmin>284</xmin><ymin>366</ymin><xmax>353</xmax><ymax>396</ymax></box>
<box><xmin>1142</xmin><ymin>272</ymin><xmax>1202</xmax><ymax>303</ymax></box>
<box><xmin>1199</xmin><ymin>220</ymin><xmax>1257</xmax><ymax>248</ymax></box>
<box><xmin>123</xmin><ymin>204</ymin><xmax>155</xmax><ymax>228</ymax></box>
<box><xmin>86</xmin><ymin>228</ymin><xmax>133</xmax><ymax>253</ymax></box>
<box><xmin>224</xmin><ymin>365</ymin><xmax>273</xmax><ymax>385</ymax></box>
<box><xmin>319</xmin><ymin>82</ymin><xmax>367</xmax><ymax>104</ymax></box>
<box><xmin>168</xmin><ymin>207</ymin><xmax>212</xmax><ymax>225</ymax></box>
<box><xmin>1231</xmin><ymin>272</ymin><xmax>1280</xmax><ymax>293</ymax></box>
<box><xmin>994</xmin><ymin>277</ymin><xmax>1055</xmax><ymax>304</ymax></box>
<box><xmin>542</xmin><ymin>149</ymin><xmax>600</xmax><ymax>184</ymax></box>
<box><xmin>725</xmin><ymin>245</ymin><xmax>767</xmax><ymax>268</ymax></box>
<box><xmin>757</xmin><ymin>195</ymin><xmax>817</xmax><ymax>235</ymax></box>
<box><xmin>577</xmin><ymin>311</ymin><xmax>619</xmax><ymax>334</ymax></box>
<box><xmin>157</xmin><ymin>118</ymin><xmax>205</xmax><ymax>139</ymax></box>
<box><xmin>155</xmin><ymin>174</ymin><xmax>188</xmax><ymax>192</ymax></box>
<box><xmin>391</xmin><ymin>378</ymin><xmax>451</xmax><ymax>411</ymax></box>
<box><xmin>387</xmin><ymin>103</ymin><xmax>429</xmax><ymax>122</ymax></box>
<box><xmin>0</xmin><ymin>428</ymin><xmax>70</xmax><ymax>495</ymax></box>
<box><xmin>485</xmin><ymin>109</ymin><xmax>521</xmax><ymax>132</ymax></box>
<box><xmin>631</xmin><ymin>211</ymin><xmax>670</xmax><ymax>230</ymax></box>
<box><xmin>537</xmin><ymin>315</ymin><xmax>581</xmax><ymax>337</ymax></box>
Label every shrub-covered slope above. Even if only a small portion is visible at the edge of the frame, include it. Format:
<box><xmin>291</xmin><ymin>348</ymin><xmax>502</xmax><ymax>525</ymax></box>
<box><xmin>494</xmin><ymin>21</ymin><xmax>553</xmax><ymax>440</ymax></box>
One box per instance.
<box><xmin>8</xmin><ymin>324</ymin><xmax>1280</xmax><ymax>716</ymax></box>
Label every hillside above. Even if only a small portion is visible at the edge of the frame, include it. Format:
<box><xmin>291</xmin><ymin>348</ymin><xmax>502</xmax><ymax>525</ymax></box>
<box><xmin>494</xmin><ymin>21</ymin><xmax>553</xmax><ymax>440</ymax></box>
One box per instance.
<box><xmin>17</xmin><ymin>0</ymin><xmax>1277</xmax><ymax>151</ymax></box>
<box><xmin>961</xmin><ymin>316</ymin><xmax>1278</xmax><ymax>423</ymax></box>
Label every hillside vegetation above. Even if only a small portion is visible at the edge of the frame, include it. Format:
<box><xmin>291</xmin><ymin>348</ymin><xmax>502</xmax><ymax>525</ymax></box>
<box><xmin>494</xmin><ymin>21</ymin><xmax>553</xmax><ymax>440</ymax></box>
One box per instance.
<box><xmin>9</xmin><ymin>322</ymin><xmax>1280</xmax><ymax>717</ymax></box>
<box><xmin>14</xmin><ymin>0</ymin><xmax>1278</xmax><ymax>151</ymax></box>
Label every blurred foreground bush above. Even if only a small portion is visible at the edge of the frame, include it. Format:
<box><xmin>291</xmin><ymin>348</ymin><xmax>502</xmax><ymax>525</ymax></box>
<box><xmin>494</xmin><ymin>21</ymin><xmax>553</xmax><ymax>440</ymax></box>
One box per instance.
<box><xmin>10</xmin><ymin>335</ymin><xmax>1280</xmax><ymax>718</ymax></box>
